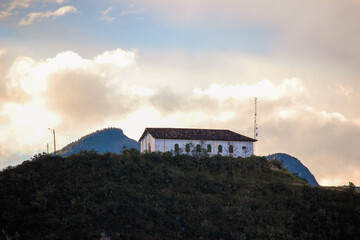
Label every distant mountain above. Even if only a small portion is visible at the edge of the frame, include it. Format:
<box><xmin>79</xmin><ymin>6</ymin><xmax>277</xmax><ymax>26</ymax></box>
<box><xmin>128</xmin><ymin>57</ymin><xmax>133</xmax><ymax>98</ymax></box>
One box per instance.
<box><xmin>266</xmin><ymin>153</ymin><xmax>319</xmax><ymax>186</ymax></box>
<box><xmin>58</xmin><ymin>128</ymin><xmax>140</xmax><ymax>156</ymax></box>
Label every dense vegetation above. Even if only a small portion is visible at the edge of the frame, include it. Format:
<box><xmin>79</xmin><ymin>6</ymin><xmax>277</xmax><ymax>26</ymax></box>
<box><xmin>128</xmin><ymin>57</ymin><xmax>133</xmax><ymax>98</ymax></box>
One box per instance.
<box><xmin>1</xmin><ymin>150</ymin><xmax>359</xmax><ymax>239</ymax></box>
<box><xmin>267</xmin><ymin>153</ymin><xmax>319</xmax><ymax>186</ymax></box>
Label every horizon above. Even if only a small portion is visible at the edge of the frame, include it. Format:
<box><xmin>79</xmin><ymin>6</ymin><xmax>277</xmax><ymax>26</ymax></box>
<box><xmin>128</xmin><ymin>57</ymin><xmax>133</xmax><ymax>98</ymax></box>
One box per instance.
<box><xmin>1</xmin><ymin>0</ymin><xmax>360</xmax><ymax>186</ymax></box>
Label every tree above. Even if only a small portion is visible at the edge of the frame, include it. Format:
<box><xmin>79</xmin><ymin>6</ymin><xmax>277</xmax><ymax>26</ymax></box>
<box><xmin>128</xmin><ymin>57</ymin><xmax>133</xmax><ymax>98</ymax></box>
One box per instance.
<box><xmin>190</xmin><ymin>140</ymin><xmax>208</xmax><ymax>158</ymax></box>
<box><xmin>224</xmin><ymin>141</ymin><xmax>238</xmax><ymax>157</ymax></box>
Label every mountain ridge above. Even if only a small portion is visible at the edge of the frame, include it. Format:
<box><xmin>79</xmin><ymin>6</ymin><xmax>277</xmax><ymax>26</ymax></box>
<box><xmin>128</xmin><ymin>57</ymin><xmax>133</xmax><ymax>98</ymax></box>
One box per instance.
<box><xmin>266</xmin><ymin>153</ymin><xmax>319</xmax><ymax>186</ymax></box>
<box><xmin>57</xmin><ymin>127</ymin><xmax>140</xmax><ymax>156</ymax></box>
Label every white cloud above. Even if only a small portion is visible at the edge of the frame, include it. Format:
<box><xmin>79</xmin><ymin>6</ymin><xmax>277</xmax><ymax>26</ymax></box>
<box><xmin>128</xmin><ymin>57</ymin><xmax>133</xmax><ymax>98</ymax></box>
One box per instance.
<box><xmin>45</xmin><ymin>0</ymin><xmax>64</xmax><ymax>3</ymax></box>
<box><xmin>121</xmin><ymin>4</ymin><xmax>146</xmax><ymax>15</ymax></box>
<box><xmin>18</xmin><ymin>5</ymin><xmax>78</xmax><ymax>26</ymax></box>
<box><xmin>102</xmin><ymin>7</ymin><xmax>113</xmax><ymax>16</ymax></box>
<box><xmin>94</xmin><ymin>49</ymin><xmax>136</xmax><ymax>67</ymax></box>
<box><xmin>102</xmin><ymin>16</ymin><xmax>115</xmax><ymax>23</ymax></box>
<box><xmin>101</xmin><ymin>6</ymin><xmax>115</xmax><ymax>22</ymax></box>
<box><xmin>0</xmin><ymin>0</ymin><xmax>64</xmax><ymax>19</ymax></box>
<box><xmin>0</xmin><ymin>0</ymin><xmax>32</xmax><ymax>19</ymax></box>
<box><xmin>194</xmin><ymin>78</ymin><xmax>305</xmax><ymax>101</ymax></box>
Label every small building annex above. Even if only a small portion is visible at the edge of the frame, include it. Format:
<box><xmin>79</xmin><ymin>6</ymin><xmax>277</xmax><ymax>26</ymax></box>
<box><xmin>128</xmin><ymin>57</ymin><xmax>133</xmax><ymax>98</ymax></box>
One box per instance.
<box><xmin>138</xmin><ymin>128</ymin><xmax>257</xmax><ymax>157</ymax></box>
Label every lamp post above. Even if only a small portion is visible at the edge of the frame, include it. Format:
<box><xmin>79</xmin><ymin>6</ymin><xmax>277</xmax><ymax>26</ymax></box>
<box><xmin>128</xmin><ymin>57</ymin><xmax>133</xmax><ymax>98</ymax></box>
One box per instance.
<box><xmin>48</xmin><ymin>128</ymin><xmax>56</xmax><ymax>154</ymax></box>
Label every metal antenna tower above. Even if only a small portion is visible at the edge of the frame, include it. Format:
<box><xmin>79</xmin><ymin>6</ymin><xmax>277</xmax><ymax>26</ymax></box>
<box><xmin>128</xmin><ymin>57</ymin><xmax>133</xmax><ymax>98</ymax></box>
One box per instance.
<box><xmin>254</xmin><ymin>97</ymin><xmax>258</xmax><ymax>139</ymax></box>
<box><xmin>253</xmin><ymin>97</ymin><xmax>258</xmax><ymax>155</ymax></box>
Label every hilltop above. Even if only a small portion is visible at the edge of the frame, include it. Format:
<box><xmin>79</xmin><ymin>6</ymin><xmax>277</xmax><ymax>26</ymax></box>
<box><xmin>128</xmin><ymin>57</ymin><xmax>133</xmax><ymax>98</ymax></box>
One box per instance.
<box><xmin>267</xmin><ymin>153</ymin><xmax>319</xmax><ymax>186</ymax></box>
<box><xmin>1</xmin><ymin>151</ymin><xmax>359</xmax><ymax>239</ymax></box>
<box><xmin>57</xmin><ymin>128</ymin><xmax>140</xmax><ymax>156</ymax></box>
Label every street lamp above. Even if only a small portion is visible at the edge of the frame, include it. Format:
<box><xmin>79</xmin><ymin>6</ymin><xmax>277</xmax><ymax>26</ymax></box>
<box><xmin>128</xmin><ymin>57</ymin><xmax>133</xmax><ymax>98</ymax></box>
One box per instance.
<box><xmin>48</xmin><ymin>128</ymin><xmax>56</xmax><ymax>154</ymax></box>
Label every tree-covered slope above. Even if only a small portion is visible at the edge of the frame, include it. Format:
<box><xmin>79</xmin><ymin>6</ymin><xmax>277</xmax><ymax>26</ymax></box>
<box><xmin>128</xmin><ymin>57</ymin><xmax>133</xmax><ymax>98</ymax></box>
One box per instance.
<box><xmin>57</xmin><ymin>128</ymin><xmax>140</xmax><ymax>156</ymax></box>
<box><xmin>1</xmin><ymin>151</ymin><xmax>359</xmax><ymax>239</ymax></box>
<box><xmin>267</xmin><ymin>153</ymin><xmax>319</xmax><ymax>186</ymax></box>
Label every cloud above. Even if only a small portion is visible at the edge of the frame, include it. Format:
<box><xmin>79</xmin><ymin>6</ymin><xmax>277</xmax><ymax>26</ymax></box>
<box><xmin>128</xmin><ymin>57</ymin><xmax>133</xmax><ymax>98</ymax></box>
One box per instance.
<box><xmin>0</xmin><ymin>48</ymin><xmax>6</xmax><ymax>56</ymax></box>
<box><xmin>94</xmin><ymin>49</ymin><xmax>136</xmax><ymax>67</ymax></box>
<box><xmin>45</xmin><ymin>0</ymin><xmax>64</xmax><ymax>3</ymax></box>
<box><xmin>0</xmin><ymin>48</ymin><xmax>6</xmax><ymax>77</ymax></box>
<box><xmin>102</xmin><ymin>6</ymin><xmax>113</xmax><ymax>16</ymax></box>
<box><xmin>121</xmin><ymin>4</ymin><xmax>146</xmax><ymax>15</ymax></box>
<box><xmin>0</xmin><ymin>0</ymin><xmax>64</xmax><ymax>19</ymax></box>
<box><xmin>101</xmin><ymin>6</ymin><xmax>115</xmax><ymax>22</ymax></box>
<box><xmin>18</xmin><ymin>5</ymin><xmax>77</xmax><ymax>26</ymax></box>
<box><xmin>0</xmin><ymin>48</ymin><xmax>140</xmax><ymax>167</ymax></box>
<box><xmin>148</xmin><ymin>87</ymin><xmax>220</xmax><ymax>115</ymax></box>
<box><xmin>194</xmin><ymin>78</ymin><xmax>305</xmax><ymax>101</ymax></box>
<box><xmin>0</xmin><ymin>0</ymin><xmax>32</xmax><ymax>19</ymax></box>
<box><xmin>147</xmin><ymin>78</ymin><xmax>305</xmax><ymax>116</ymax></box>
<box><xmin>47</xmin><ymin>70</ymin><xmax>128</xmax><ymax>125</ymax></box>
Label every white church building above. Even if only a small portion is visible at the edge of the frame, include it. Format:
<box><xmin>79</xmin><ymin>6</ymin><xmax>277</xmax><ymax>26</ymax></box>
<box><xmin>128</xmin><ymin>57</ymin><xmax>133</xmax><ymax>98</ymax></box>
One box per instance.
<box><xmin>138</xmin><ymin>128</ymin><xmax>257</xmax><ymax>157</ymax></box>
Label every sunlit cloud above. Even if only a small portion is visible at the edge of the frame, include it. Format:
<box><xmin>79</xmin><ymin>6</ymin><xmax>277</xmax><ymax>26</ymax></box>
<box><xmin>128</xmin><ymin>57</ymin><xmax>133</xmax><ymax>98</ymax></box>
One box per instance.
<box><xmin>194</xmin><ymin>78</ymin><xmax>305</xmax><ymax>101</ymax></box>
<box><xmin>0</xmin><ymin>48</ymin><xmax>6</xmax><ymax>76</ymax></box>
<box><xmin>45</xmin><ymin>0</ymin><xmax>64</xmax><ymax>4</ymax></box>
<box><xmin>0</xmin><ymin>48</ymin><xmax>139</xmax><ymax>167</ymax></box>
<box><xmin>18</xmin><ymin>5</ymin><xmax>78</xmax><ymax>26</ymax></box>
<box><xmin>0</xmin><ymin>0</ymin><xmax>33</xmax><ymax>19</ymax></box>
<box><xmin>0</xmin><ymin>0</ymin><xmax>65</xmax><ymax>19</ymax></box>
<box><xmin>335</xmin><ymin>84</ymin><xmax>354</xmax><ymax>97</ymax></box>
<box><xmin>94</xmin><ymin>49</ymin><xmax>136</xmax><ymax>67</ymax></box>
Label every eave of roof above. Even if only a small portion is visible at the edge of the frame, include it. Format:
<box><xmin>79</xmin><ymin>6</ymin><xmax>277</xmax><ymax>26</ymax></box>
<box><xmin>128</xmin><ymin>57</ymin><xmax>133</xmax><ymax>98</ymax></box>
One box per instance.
<box><xmin>138</xmin><ymin>128</ymin><xmax>257</xmax><ymax>142</ymax></box>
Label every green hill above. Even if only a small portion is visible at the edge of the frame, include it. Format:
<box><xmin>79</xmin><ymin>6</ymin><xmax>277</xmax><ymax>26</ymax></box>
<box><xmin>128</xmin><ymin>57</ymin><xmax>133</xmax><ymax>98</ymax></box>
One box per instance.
<box><xmin>1</xmin><ymin>151</ymin><xmax>359</xmax><ymax>239</ymax></box>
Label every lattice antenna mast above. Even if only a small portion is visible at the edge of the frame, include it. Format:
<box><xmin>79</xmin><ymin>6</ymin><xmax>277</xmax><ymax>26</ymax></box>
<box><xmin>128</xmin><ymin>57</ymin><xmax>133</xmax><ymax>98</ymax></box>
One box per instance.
<box><xmin>254</xmin><ymin>97</ymin><xmax>258</xmax><ymax>140</ymax></box>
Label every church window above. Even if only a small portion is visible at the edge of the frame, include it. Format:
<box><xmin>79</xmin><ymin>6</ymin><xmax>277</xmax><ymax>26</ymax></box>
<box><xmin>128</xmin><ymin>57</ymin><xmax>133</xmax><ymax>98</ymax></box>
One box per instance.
<box><xmin>185</xmin><ymin>144</ymin><xmax>190</xmax><ymax>153</ymax></box>
<box><xmin>196</xmin><ymin>144</ymin><xmax>201</xmax><ymax>152</ymax></box>
<box><xmin>229</xmin><ymin>145</ymin><xmax>234</xmax><ymax>153</ymax></box>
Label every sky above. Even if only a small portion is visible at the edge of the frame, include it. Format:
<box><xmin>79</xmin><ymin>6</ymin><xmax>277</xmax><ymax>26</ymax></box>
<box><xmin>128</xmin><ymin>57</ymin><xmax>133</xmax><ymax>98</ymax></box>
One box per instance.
<box><xmin>1</xmin><ymin>0</ymin><xmax>360</xmax><ymax>186</ymax></box>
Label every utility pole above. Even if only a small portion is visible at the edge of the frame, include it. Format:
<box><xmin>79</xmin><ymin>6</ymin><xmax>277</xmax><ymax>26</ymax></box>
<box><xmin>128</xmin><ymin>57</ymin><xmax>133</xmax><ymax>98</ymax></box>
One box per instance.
<box><xmin>47</xmin><ymin>143</ymin><xmax>49</xmax><ymax>154</ymax></box>
<box><xmin>48</xmin><ymin>128</ymin><xmax>56</xmax><ymax>154</ymax></box>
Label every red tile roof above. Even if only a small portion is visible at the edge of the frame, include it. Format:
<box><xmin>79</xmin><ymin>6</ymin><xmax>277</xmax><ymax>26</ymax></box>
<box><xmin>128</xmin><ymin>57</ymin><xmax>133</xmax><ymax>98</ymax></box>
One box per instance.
<box><xmin>138</xmin><ymin>128</ymin><xmax>257</xmax><ymax>142</ymax></box>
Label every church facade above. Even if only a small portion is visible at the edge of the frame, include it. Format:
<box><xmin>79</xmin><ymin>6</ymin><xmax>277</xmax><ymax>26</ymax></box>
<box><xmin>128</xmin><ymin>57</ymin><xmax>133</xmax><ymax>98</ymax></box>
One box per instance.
<box><xmin>138</xmin><ymin>128</ymin><xmax>257</xmax><ymax>157</ymax></box>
